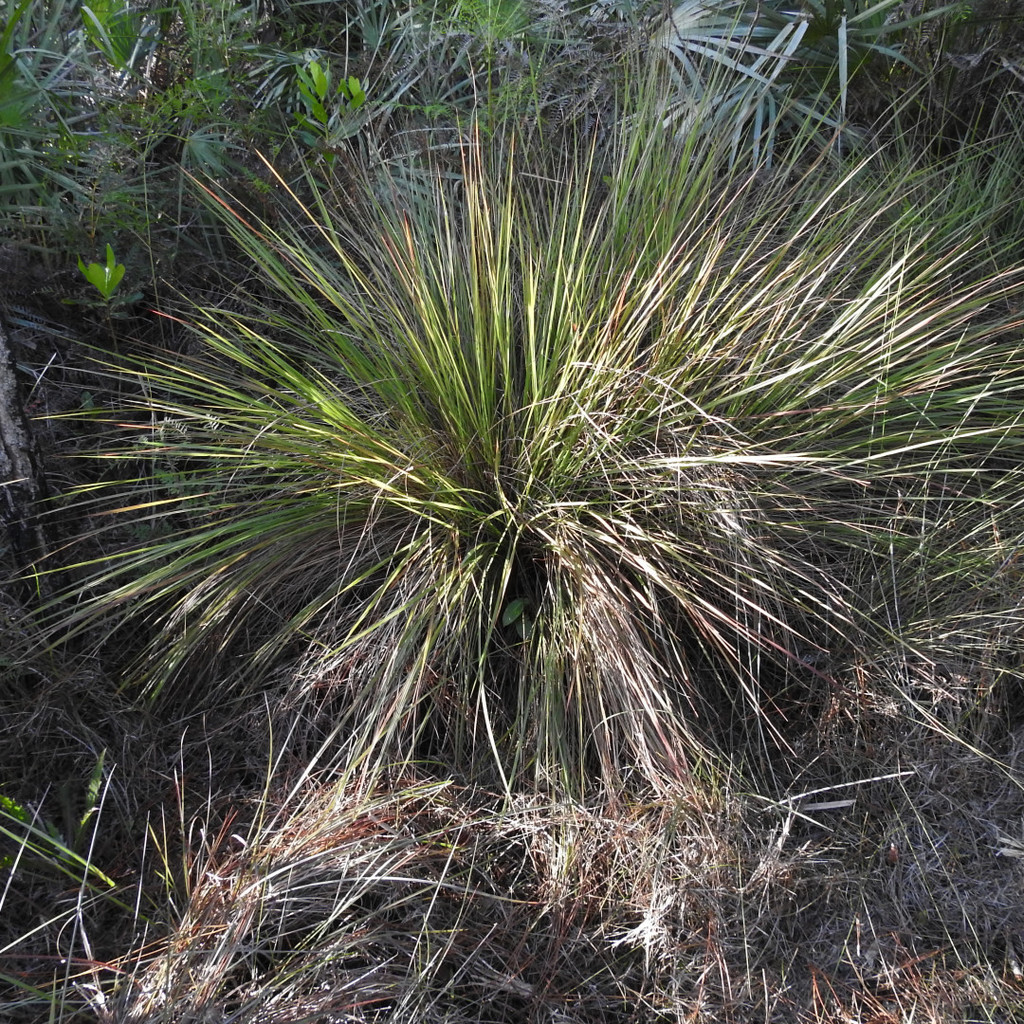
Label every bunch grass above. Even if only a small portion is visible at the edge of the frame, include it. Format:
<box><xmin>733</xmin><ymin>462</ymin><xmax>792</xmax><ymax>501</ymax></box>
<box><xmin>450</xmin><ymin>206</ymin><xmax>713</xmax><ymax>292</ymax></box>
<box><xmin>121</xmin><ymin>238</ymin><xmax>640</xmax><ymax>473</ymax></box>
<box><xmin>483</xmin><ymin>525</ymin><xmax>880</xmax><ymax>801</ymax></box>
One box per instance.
<box><xmin>42</xmin><ymin>79</ymin><xmax>1024</xmax><ymax>799</ymax></box>
<box><xmin>6</xmin><ymin>4</ymin><xmax>1024</xmax><ymax>1022</ymax></box>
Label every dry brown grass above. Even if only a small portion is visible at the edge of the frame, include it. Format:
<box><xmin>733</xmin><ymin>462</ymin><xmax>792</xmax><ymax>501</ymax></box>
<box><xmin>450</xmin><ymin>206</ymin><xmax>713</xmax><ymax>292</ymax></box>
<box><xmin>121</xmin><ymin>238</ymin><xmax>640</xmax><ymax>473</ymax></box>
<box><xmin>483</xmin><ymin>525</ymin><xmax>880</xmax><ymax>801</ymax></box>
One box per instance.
<box><xmin>4</xmin><ymin>643</ymin><xmax>1023</xmax><ymax>1022</ymax></box>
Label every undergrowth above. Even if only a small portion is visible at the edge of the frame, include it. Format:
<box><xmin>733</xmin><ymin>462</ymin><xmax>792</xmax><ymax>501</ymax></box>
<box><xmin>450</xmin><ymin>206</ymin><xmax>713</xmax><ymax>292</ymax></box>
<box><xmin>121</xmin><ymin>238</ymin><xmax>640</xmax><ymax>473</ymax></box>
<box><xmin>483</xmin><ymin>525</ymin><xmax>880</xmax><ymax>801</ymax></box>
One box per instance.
<box><xmin>2</xmin><ymin>4</ymin><xmax>1024</xmax><ymax>1022</ymax></box>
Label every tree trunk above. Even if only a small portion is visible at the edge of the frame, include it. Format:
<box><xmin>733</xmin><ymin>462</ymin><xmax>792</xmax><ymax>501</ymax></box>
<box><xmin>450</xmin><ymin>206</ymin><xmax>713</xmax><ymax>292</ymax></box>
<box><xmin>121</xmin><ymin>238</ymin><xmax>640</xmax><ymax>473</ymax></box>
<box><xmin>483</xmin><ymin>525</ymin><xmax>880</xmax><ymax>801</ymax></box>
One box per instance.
<box><xmin>0</xmin><ymin>312</ymin><xmax>48</xmax><ymax>595</ymax></box>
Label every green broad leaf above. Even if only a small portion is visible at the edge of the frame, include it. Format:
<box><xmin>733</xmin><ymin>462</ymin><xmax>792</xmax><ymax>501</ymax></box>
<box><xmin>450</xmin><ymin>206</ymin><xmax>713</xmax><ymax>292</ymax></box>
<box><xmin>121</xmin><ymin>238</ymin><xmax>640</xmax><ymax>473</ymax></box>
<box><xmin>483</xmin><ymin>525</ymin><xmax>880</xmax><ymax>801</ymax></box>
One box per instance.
<box><xmin>502</xmin><ymin>597</ymin><xmax>528</xmax><ymax>627</ymax></box>
<box><xmin>77</xmin><ymin>243</ymin><xmax>125</xmax><ymax>301</ymax></box>
<box><xmin>342</xmin><ymin>75</ymin><xmax>366</xmax><ymax>110</ymax></box>
<box><xmin>296</xmin><ymin>78</ymin><xmax>328</xmax><ymax>126</ymax></box>
<box><xmin>308</xmin><ymin>60</ymin><xmax>328</xmax><ymax>101</ymax></box>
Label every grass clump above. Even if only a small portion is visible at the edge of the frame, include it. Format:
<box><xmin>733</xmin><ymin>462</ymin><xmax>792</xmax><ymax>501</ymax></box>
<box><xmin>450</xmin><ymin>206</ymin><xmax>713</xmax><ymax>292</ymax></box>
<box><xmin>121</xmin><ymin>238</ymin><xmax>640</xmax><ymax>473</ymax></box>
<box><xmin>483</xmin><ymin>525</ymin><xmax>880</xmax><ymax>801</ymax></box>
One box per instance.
<box><xmin>49</xmin><ymin>91</ymin><xmax>1024</xmax><ymax>799</ymax></box>
<box><xmin>3</xmin><ymin>8</ymin><xmax>1024</xmax><ymax>1018</ymax></box>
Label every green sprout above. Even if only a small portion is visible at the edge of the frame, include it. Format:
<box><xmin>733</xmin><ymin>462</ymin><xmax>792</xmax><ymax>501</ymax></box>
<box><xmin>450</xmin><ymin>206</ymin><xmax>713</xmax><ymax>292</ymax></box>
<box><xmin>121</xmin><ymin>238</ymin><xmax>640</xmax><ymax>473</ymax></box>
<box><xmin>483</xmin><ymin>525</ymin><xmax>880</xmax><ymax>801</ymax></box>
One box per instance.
<box><xmin>77</xmin><ymin>243</ymin><xmax>126</xmax><ymax>301</ymax></box>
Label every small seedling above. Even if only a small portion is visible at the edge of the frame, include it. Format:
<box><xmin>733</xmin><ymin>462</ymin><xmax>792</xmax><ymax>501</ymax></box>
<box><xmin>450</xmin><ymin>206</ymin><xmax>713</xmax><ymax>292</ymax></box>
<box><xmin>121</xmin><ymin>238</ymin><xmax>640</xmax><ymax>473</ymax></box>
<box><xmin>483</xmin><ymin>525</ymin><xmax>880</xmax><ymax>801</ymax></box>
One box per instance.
<box><xmin>294</xmin><ymin>60</ymin><xmax>366</xmax><ymax>159</ymax></box>
<box><xmin>78</xmin><ymin>243</ymin><xmax>126</xmax><ymax>301</ymax></box>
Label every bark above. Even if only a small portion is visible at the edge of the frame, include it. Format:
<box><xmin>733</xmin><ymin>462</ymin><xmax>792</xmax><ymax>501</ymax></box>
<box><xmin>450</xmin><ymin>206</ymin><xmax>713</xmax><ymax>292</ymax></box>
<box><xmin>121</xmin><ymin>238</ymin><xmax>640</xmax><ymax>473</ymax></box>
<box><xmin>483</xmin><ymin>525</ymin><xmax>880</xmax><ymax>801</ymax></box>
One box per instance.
<box><xmin>0</xmin><ymin>312</ymin><xmax>48</xmax><ymax>589</ymax></box>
